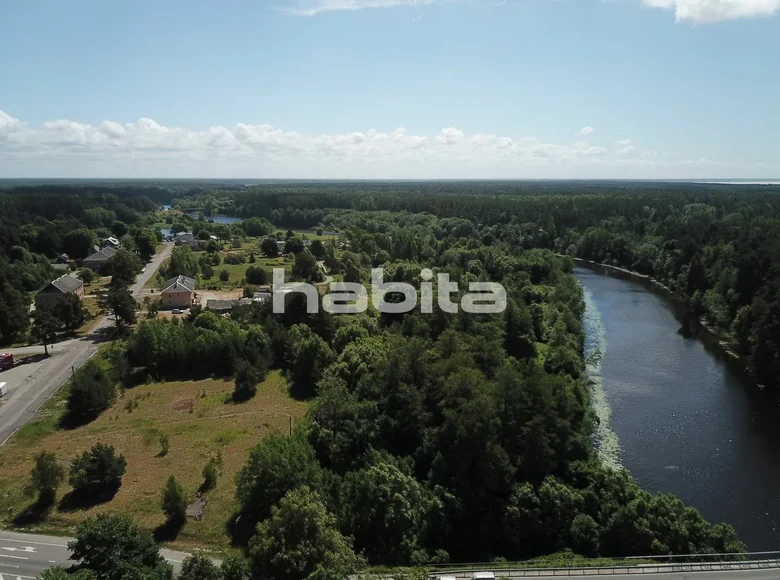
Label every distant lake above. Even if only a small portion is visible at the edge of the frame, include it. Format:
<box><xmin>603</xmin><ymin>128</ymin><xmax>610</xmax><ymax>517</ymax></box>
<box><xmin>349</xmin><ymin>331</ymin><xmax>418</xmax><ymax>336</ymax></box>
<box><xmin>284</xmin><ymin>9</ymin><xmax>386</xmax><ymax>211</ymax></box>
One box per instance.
<box><xmin>187</xmin><ymin>214</ymin><xmax>244</xmax><ymax>224</ymax></box>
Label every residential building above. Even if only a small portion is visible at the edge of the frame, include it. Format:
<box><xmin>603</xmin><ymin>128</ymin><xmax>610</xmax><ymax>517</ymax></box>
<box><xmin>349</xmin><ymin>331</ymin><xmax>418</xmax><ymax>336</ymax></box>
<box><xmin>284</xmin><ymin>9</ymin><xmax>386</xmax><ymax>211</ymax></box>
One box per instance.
<box><xmin>82</xmin><ymin>247</ymin><xmax>117</xmax><ymax>271</ymax></box>
<box><xmin>35</xmin><ymin>274</ymin><xmax>84</xmax><ymax>311</ymax></box>
<box><xmin>175</xmin><ymin>232</ymin><xmax>202</xmax><ymax>250</ymax></box>
<box><xmin>103</xmin><ymin>237</ymin><xmax>120</xmax><ymax>249</ymax></box>
<box><xmin>160</xmin><ymin>275</ymin><xmax>197</xmax><ymax>310</ymax></box>
<box><xmin>253</xmin><ymin>291</ymin><xmax>272</xmax><ymax>304</ymax></box>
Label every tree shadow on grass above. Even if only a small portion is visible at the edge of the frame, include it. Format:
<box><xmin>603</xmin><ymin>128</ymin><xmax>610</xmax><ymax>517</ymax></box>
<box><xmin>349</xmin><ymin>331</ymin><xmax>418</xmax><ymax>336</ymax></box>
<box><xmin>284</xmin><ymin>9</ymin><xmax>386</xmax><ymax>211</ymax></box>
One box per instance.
<box><xmin>153</xmin><ymin>518</ymin><xmax>185</xmax><ymax>542</ymax></box>
<box><xmin>12</xmin><ymin>497</ymin><xmax>55</xmax><ymax>526</ymax></box>
<box><xmin>58</xmin><ymin>486</ymin><xmax>120</xmax><ymax>513</ymax></box>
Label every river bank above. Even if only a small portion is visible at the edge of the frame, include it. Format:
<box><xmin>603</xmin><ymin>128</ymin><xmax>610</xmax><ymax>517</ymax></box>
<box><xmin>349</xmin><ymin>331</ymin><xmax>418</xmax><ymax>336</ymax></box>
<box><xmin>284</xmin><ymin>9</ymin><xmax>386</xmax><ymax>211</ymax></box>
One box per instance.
<box><xmin>572</xmin><ymin>257</ymin><xmax>745</xmax><ymax>365</ymax></box>
<box><xmin>575</xmin><ymin>265</ymin><xmax>780</xmax><ymax>551</ymax></box>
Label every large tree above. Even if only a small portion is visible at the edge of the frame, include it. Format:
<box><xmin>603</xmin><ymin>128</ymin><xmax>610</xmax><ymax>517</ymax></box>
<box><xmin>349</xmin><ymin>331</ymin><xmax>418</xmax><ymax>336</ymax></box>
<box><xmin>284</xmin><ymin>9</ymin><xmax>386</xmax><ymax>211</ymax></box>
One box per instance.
<box><xmin>69</xmin><ymin>442</ymin><xmax>127</xmax><ymax>496</ymax></box>
<box><xmin>68</xmin><ymin>514</ymin><xmax>172</xmax><ymax>580</ymax></box>
<box><xmin>53</xmin><ymin>293</ymin><xmax>89</xmax><ymax>332</ymax></box>
<box><xmin>166</xmin><ymin>245</ymin><xmax>200</xmax><ymax>278</ymax></box>
<box><xmin>31</xmin><ymin>309</ymin><xmax>59</xmax><ymax>355</ymax></box>
<box><xmin>27</xmin><ymin>451</ymin><xmax>65</xmax><ymax>505</ymax></box>
<box><xmin>249</xmin><ymin>486</ymin><xmax>364</xmax><ymax>580</ymax></box>
<box><xmin>98</xmin><ymin>286</ymin><xmax>138</xmax><ymax>330</ymax></box>
<box><xmin>108</xmin><ymin>248</ymin><xmax>142</xmax><ymax>287</ymax></box>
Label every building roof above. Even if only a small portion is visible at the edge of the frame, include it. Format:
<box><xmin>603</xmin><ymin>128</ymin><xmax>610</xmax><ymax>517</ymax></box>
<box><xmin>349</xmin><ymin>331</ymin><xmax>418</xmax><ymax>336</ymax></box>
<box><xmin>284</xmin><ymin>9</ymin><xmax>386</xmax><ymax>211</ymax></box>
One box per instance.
<box><xmin>104</xmin><ymin>237</ymin><xmax>120</xmax><ymax>246</ymax></box>
<box><xmin>161</xmin><ymin>275</ymin><xmax>196</xmax><ymax>293</ymax></box>
<box><xmin>83</xmin><ymin>247</ymin><xmax>117</xmax><ymax>263</ymax></box>
<box><xmin>37</xmin><ymin>274</ymin><xmax>83</xmax><ymax>296</ymax></box>
<box><xmin>253</xmin><ymin>291</ymin><xmax>273</xmax><ymax>302</ymax></box>
<box><xmin>206</xmin><ymin>299</ymin><xmax>237</xmax><ymax>312</ymax></box>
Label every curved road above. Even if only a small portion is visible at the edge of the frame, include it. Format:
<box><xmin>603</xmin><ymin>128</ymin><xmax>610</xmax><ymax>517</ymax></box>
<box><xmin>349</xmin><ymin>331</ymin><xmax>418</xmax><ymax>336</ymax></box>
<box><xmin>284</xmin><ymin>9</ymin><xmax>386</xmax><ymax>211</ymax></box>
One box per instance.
<box><xmin>0</xmin><ymin>530</ymin><xmax>191</xmax><ymax>578</ymax></box>
<box><xmin>0</xmin><ymin>243</ymin><xmax>172</xmax><ymax>446</ymax></box>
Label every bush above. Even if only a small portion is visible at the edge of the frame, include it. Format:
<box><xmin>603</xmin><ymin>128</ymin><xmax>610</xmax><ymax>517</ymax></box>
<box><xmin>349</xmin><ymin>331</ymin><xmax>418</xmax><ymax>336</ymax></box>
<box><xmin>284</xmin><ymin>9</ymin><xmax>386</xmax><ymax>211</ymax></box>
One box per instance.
<box><xmin>202</xmin><ymin>457</ymin><xmax>220</xmax><ymax>491</ymax></box>
<box><xmin>180</xmin><ymin>554</ymin><xmax>221</xmax><ymax>580</ymax></box>
<box><xmin>27</xmin><ymin>451</ymin><xmax>65</xmax><ymax>504</ymax></box>
<box><xmin>224</xmin><ymin>253</ymin><xmax>245</xmax><ymax>265</ymax></box>
<box><xmin>233</xmin><ymin>359</ymin><xmax>260</xmax><ymax>402</ymax></box>
<box><xmin>69</xmin><ymin>443</ymin><xmax>127</xmax><ymax>496</ymax></box>
<box><xmin>162</xmin><ymin>476</ymin><xmax>187</xmax><ymax>524</ymax></box>
<box><xmin>245</xmin><ymin>265</ymin><xmax>268</xmax><ymax>285</ymax></box>
<box><xmin>67</xmin><ymin>360</ymin><xmax>116</xmax><ymax>422</ymax></box>
<box><xmin>219</xmin><ymin>269</ymin><xmax>230</xmax><ymax>282</ymax></box>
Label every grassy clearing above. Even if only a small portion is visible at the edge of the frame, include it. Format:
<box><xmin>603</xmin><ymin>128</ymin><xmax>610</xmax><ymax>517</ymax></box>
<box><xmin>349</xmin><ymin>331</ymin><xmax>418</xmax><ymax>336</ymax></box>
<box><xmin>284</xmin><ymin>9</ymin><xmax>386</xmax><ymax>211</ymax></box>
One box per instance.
<box><xmin>0</xmin><ymin>370</ymin><xmax>307</xmax><ymax>551</ymax></box>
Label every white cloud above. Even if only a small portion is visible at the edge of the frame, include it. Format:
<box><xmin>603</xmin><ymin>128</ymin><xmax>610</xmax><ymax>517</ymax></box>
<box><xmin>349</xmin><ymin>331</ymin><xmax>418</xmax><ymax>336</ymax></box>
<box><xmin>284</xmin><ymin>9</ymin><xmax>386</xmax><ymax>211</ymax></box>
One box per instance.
<box><xmin>614</xmin><ymin>138</ymin><xmax>632</xmax><ymax>146</ymax></box>
<box><xmin>579</xmin><ymin>126</ymin><xmax>595</xmax><ymax>136</ymax></box>
<box><xmin>284</xmin><ymin>0</ymin><xmax>439</xmax><ymax>16</ymax></box>
<box><xmin>0</xmin><ymin>109</ymin><xmax>766</xmax><ymax>178</ymax></box>
<box><xmin>642</xmin><ymin>0</ymin><xmax>780</xmax><ymax>22</ymax></box>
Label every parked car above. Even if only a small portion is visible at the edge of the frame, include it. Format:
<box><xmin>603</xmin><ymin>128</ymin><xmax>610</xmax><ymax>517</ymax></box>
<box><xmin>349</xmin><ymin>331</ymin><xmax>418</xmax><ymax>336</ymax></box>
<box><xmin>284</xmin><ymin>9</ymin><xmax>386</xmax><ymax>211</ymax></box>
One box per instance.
<box><xmin>172</xmin><ymin>308</ymin><xmax>183</xmax><ymax>314</ymax></box>
<box><xmin>472</xmin><ymin>573</ymin><xmax>496</xmax><ymax>580</ymax></box>
<box><xmin>0</xmin><ymin>382</ymin><xmax>7</xmax><ymax>397</ymax></box>
<box><xmin>0</xmin><ymin>353</ymin><xmax>13</xmax><ymax>371</ymax></box>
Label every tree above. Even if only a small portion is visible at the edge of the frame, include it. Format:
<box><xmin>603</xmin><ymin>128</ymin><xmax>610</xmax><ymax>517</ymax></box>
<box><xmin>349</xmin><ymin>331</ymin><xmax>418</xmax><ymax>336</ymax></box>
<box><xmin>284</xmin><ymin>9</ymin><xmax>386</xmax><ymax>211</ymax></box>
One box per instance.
<box><xmin>27</xmin><ymin>451</ymin><xmax>65</xmax><ymax>505</ymax></box>
<box><xmin>285</xmin><ymin>236</ymin><xmax>305</xmax><ymax>255</ymax></box>
<box><xmin>136</xmin><ymin>230</ymin><xmax>158</xmax><ymax>262</ymax></box>
<box><xmin>292</xmin><ymin>249</ymin><xmax>320</xmax><ymax>282</ymax></box>
<box><xmin>249</xmin><ymin>486</ymin><xmax>364</xmax><ymax>580</ymax></box>
<box><xmin>245</xmin><ymin>265</ymin><xmax>268</xmax><ymax>285</ymax></box>
<box><xmin>159</xmin><ymin>434</ymin><xmax>170</xmax><ymax>457</ymax></box>
<box><xmin>180</xmin><ymin>554</ymin><xmax>221</xmax><ymax>580</ymax></box>
<box><xmin>0</xmin><ymin>276</ymin><xmax>30</xmax><ymax>343</ymax></box>
<box><xmin>108</xmin><ymin>248</ymin><xmax>142</xmax><ymax>287</ymax></box>
<box><xmin>202</xmin><ymin>457</ymin><xmax>220</xmax><ymax>491</ymax></box>
<box><xmin>40</xmin><ymin>569</ymin><xmax>96</xmax><ymax>580</ymax></box>
<box><xmin>288</xmin><ymin>324</ymin><xmax>334</xmax><ymax>398</ymax></box>
<box><xmin>235</xmin><ymin>432</ymin><xmax>323</xmax><ymax>525</ymax></box>
<box><xmin>69</xmin><ymin>442</ymin><xmax>127</xmax><ymax>496</ymax></box>
<box><xmin>63</xmin><ymin>228</ymin><xmax>96</xmax><ymax>260</ymax></box>
<box><xmin>233</xmin><ymin>359</ymin><xmax>260</xmax><ymax>401</ymax></box>
<box><xmin>261</xmin><ymin>237</ymin><xmax>279</xmax><ymax>258</ymax></box>
<box><xmin>53</xmin><ymin>293</ymin><xmax>89</xmax><ymax>332</ymax></box>
<box><xmin>167</xmin><ymin>246</ymin><xmax>200</xmax><ymax>278</ymax></box>
<box><xmin>98</xmin><ymin>286</ymin><xmax>138</xmax><ymax>330</ymax></box>
<box><xmin>206</xmin><ymin>239</ymin><xmax>220</xmax><ymax>253</ymax></box>
<box><xmin>31</xmin><ymin>309</ymin><xmax>58</xmax><ymax>355</ymax></box>
<box><xmin>78</xmin><ymin>267</ymin><xmax>96</xmax><ymax>285</ymax></box>
<box><xmin>198</xmin><ymin>229</ymin><xmax>211</xmax><ymax>241</ymax></box>
<box><xmin>67</xmin><ymin>359</ymin><xmax>116</xmax><ymax>421</ymax></box>
<box><xmin>219</xmin><ymin>268</ymin><xmax>230</xmax><ymax>282</ymax></box>
<box><xmin>69</xmin><ymin>514</ymin><xmax>171</xmax><ymax>580</ymax></box>
<box><xmin>311</xmin><ymin>239</ymin><xmax>325</xmax><ymax>259</ymax></box>
<box><xmin>111</xmin><ymin>221</ymin><xmax>129</xmax><ymax>238</ymax></box>
<box><xmin>161</xmin><ymin>476</ymin><xmax>187</xmax><ymax>524</ymax></box>
<box><xmin>341</xmin><ymin>452</ymin><xmax>441</xmax><ymax>565</ymax></box>
<box><xmin>220</xmin><ymin>556</ymin><xmax>251</xmax><ymax>580</ymax></box>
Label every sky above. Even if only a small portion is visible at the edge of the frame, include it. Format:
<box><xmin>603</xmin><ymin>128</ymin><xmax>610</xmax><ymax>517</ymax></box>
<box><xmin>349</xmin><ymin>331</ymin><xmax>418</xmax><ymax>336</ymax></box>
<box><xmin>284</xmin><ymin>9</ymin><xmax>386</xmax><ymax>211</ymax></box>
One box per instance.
<box><xmin>0</xmin><ymin>0</ymin><xmax>779</xmax><ymax>179</ymax></box>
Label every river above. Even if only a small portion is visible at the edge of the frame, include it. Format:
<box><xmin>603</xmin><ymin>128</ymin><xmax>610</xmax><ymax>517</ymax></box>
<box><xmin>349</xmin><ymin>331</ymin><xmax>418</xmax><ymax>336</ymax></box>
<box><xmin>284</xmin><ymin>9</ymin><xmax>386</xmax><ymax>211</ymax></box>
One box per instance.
<box><xmin>576</xmin><ymin>264</ymin><xmax>780</xmax><ymax>552</ymax></box>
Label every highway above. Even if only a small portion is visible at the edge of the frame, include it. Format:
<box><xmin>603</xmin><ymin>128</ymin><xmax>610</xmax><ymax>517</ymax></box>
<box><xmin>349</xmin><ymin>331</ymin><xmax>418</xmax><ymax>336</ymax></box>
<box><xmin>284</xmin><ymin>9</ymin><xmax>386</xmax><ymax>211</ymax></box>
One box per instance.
<box><xmin>0</xmin><ymin>530</ymin><xmax>190</xmax><ymax>578</ymax></box>
<box><xmin>0</xmin><ymin>242</ymin><xmax>173</xmax><ymax>446</ymax></box>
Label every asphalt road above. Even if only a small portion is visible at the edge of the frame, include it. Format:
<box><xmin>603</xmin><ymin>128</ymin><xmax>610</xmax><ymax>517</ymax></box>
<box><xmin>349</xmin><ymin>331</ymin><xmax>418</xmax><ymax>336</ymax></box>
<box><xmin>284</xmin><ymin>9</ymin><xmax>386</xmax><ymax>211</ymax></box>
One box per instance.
<box><xmin>0</xmin><ymin>243</ymin><xmax>173</xmax><ymax>446</ymax></box>
<box><xmin>0</xmin><ymin>530</ymin><xmax>190</xmax><ymax>578</ymax></box>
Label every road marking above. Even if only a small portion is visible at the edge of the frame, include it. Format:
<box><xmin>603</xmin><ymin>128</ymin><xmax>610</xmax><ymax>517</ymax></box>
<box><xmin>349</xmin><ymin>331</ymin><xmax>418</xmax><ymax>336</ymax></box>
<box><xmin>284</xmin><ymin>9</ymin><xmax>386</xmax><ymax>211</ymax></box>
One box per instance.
<box><xmin>0</xmin><ymin>574</ymin><xmax>37</xmax><ymax>580</ymax></box>
<box><xmin>0</xmin><ymin>538</ymin><xmax>66</xmax><ymax>548</ymax></box>
<box><xmin>0</xmin><ymin>548</ymin><xmax>35</xmax><ymax>553</ymax></box>
<box><xmin>0</xmin><ymin>555</ymin><xmax>27</xmax><ymax>560</ymax></box>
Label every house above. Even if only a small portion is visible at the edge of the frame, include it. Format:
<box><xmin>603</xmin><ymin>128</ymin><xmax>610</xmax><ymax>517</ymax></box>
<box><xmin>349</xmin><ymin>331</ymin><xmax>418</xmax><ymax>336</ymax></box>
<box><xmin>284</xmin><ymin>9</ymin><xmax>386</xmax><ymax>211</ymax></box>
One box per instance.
<box><xmin>35</xmin><ymin>274</ymin><xmax>84</xmax><ymax>311</ymax></box>
<box><xmin>82</xmin><ymin>247</ymin><xmax>117</xmax><ymax>271</ymax></box>
<box><xmin>253</xmin><ymin>291</ymin><xmax>272</xmax><ymax>304</ymax></box>
<box><xmin>103</xmin><ymin>237</ymin><xmax>120</xmax><ymax>249</ymax></box>
<box><xmin>57</xmin><ymin>253</ymin><xmax>70</xmax><ymax>264</ymax></box>
<box><xmin>175</xmin><ymin>232</ymin><xmax>202</xmax><ymax>250</ymax></box>
<box><xmin>276</xmin><ymin>241</ymin><xmax>286</xmax><ymax>254</ymax></box>
<box><xmin>206</xmin><ymin>298</ymin><xmax>253</xmax><ymax>314</ymax></box>
<box><xmin>160</xmin><ymin>275</ymin><xmax>197</xmax><ymax>310</ymax></box>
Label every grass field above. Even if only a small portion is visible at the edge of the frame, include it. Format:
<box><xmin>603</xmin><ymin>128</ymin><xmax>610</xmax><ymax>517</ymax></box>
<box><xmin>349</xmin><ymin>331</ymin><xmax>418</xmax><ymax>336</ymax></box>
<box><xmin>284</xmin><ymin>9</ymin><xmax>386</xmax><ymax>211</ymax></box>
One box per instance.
<box><xmin>0</xmin><ymin>370</ymin><xmax>307</xmax><ymax>552</ymax></box>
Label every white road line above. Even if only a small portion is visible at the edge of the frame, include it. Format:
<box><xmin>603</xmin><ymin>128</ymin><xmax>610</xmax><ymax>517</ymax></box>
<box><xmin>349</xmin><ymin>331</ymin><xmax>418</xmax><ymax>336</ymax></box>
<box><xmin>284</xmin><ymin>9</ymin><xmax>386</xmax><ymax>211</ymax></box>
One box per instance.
<box><xmin>0</xmin><ymin>555</ymin><xmax>27</xmax><ymax>560</ymax></box>
<box><xmin>0</xmin><ymin>538</ymin><xmax>67</xmax><ymax>548</ymax></box>
<box><xmin>0</xmin><ymin>563</ymin><xmax>20</xmax><ymax>568</ymax></box>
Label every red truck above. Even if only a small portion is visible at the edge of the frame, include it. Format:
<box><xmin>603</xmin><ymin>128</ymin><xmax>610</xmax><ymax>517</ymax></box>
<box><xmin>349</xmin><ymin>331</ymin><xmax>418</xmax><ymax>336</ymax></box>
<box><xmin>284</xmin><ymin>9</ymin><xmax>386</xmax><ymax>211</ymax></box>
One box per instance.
<box><xmin>0</xmin><ymin>353</ymin><xmax>14</xmax><ymax>371</ymax></box>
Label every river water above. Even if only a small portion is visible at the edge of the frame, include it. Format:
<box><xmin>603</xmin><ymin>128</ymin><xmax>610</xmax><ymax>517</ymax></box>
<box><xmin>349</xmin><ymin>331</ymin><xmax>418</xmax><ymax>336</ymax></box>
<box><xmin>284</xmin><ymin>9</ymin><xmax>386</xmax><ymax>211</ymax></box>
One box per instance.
<box><xmin>576</xmin><ymin>264</ymin><xmax>780</xmax><ymax>552</ymax></box>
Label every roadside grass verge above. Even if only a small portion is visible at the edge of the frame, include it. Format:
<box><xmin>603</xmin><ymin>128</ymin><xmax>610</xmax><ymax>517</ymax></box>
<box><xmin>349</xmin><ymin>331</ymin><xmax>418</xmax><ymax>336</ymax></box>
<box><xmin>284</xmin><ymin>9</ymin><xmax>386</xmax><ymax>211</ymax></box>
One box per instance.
<box><xmin>0</xmin><ymin>370</ymin><xmax>306</xmax><ymax>551</ymax></box>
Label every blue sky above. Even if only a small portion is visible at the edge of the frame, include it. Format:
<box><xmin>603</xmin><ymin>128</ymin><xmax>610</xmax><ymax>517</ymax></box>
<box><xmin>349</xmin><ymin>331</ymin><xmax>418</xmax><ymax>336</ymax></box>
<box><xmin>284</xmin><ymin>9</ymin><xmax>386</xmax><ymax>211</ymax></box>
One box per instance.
<box><xmin>1</xmin><ymin>0</ymin><xmax>778</xmax><ymax>178</ymax></box>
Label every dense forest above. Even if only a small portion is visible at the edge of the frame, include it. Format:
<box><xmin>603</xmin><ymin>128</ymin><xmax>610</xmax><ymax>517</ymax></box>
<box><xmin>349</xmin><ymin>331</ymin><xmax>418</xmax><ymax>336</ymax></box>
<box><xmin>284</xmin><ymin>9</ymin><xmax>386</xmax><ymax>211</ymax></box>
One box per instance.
<box><xmin>174</xmin><ymin>182</ymin><xmax>780</xmax><ymax>391</ymax></box>
<box><xmin>3</xmin><ymin>181</ymin><xmax>767</xmax><ymax>578</ymax></box>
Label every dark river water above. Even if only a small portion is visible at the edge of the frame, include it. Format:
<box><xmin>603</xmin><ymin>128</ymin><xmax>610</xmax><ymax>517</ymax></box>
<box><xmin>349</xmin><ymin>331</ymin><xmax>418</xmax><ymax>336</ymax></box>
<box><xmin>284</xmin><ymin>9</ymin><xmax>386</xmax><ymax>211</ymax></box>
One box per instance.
<box><xmin>576</xmin><ymin>264</ymin><xmax>780</xmax><ymax>552</ymax></box>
